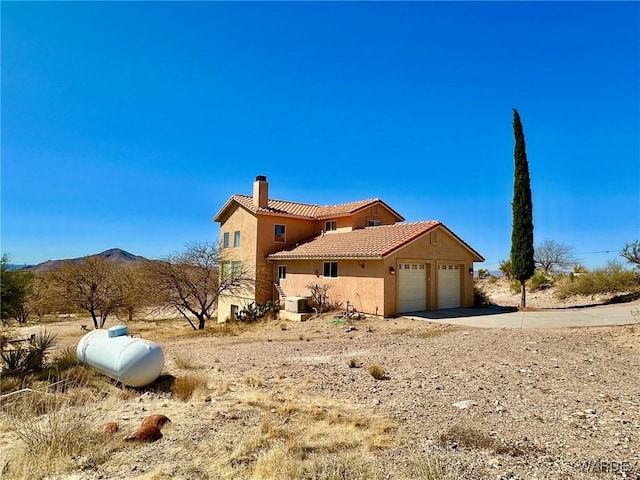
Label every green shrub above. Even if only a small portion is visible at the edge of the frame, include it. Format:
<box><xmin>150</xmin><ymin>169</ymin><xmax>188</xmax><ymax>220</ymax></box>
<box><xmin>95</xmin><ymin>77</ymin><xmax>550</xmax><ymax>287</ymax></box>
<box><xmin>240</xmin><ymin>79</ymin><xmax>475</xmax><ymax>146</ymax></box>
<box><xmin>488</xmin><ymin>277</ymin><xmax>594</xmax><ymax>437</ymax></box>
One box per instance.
<box><xmin>528</xmin><ymin>270</ymin><xmax>554</xmax><ymax>292</ymax></box>
<box><xmin>473</xmin><ymin>286</ymin><xmax>492</xmax><ymax>306</ymax></box>
<box><xmin>510</xmin><ymin>279</ymin><xmax>522</xmax><ymax>294</ymax></box>
<box><xmin>236</xmin><ymin>301</ymin><xmax>280</xmax><ymax>322</ymax></box>
<box><xmin>555</xmin><ymin>261</ymin><xmax>640</xmax><ymax>300</ymax></box>
<box><xmin>1</xmin><ymin>330</ymin><xmax>57</xmax><ymax>375</ymax></box>
<box><xmin>499</xmin><ymin>259</ymin><xmax>512</xmax><ymax>280</ymax></box>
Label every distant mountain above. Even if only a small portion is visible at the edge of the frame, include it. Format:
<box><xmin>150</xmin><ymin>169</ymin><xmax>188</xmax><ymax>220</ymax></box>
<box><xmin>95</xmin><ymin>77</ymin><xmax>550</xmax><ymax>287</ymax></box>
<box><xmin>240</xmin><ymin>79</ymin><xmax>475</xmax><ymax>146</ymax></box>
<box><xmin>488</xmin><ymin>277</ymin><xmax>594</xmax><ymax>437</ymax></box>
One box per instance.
<box><xmin>24</xmin><ymin>248</ymin><xmax>147</xmax><ymax>273</ymax></box>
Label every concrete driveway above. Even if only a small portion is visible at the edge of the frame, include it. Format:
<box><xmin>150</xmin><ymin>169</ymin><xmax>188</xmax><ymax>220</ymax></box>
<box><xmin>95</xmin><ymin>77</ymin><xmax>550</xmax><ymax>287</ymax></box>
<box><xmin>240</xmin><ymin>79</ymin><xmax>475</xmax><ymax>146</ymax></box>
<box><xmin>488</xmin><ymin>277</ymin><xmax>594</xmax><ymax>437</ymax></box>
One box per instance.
<box><xmin>402</xmin><ymin>302</ymin><xmax>640</xmax><ymax>329</ymax></box>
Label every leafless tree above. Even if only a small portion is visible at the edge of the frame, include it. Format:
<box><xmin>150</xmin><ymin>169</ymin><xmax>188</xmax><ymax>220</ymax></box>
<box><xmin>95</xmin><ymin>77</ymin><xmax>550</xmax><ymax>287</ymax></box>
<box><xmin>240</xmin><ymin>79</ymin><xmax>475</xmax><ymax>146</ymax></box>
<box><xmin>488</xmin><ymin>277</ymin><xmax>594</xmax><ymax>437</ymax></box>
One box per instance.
<box><xmin>621</xmin><ymin>241</ymin><xmax>640</xmax><ymax>270</ymax></box>
<box><xmin>533</xmin><ymin>239</ymin><xmax>577</xmax><ymax>274</ymax></box>
<box><xmin>144</xmin><ymin>242</ymin><xmax>254</xmax><ymax>330</ymax></box>
<box><xmin>114</xmin><ymin>263</ymin><xmax>152</xmax><ymax>321</ymax></box>
<box><xmin>55</xmin><ymin>257</ymin><xmax>124</xmax><ymax>329</ymax></box>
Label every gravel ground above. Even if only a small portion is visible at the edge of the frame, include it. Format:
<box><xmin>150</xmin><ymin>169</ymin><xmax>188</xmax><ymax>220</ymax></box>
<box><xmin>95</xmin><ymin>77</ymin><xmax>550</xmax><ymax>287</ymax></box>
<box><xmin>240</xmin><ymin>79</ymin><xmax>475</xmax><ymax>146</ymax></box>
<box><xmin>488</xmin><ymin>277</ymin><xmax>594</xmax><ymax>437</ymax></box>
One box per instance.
<box><xmin>3</xmin><ymin>286</ymin><xmax>640</xmax><ymax>479</ymax></box>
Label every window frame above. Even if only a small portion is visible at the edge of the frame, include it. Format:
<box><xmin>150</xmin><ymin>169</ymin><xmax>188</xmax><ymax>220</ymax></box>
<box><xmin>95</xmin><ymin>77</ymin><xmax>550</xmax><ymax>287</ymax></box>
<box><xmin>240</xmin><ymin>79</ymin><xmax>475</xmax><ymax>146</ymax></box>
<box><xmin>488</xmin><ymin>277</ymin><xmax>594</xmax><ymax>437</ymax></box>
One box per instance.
<box><xmin>325</xmin><ymin>220</ymin><xmax>337</xmax><ymax>231</ymax></box>
<box><xmin>278</xmin><ymin>265</ymin><xmax>286</xmax><ymax>280</ymax></box>
<box><xmin>323</xmin><ymin>261</ymin><xmax>338</xmax><ymax>278</ymax></box>
<box><xmin>274</xmin><ymin>224</ymin><xmax>286</xmax><ymax>243</ymax></box>
<box><xmin>367</xmin><ymin>220</ymin><xmax>381</xmax><ymax>227</ymax></box>
<box><xmin>223</xmin><ymin>232</ymin><xmax>230</xmax><ymax>248</ymax></box>
<box><xmin>233</xmin><ymin>230</ymin><xmax>240</xmax><ymax>248</ymax></box>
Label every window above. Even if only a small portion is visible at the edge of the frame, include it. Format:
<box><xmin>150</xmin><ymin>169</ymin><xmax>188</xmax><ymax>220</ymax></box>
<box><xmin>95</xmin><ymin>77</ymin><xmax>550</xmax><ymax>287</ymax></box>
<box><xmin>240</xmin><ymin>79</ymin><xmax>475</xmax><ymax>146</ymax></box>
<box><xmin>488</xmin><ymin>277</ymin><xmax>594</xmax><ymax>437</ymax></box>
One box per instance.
<box><xmin>367</xmin><ymin>220</ymin><xmax>381</xmax><ymax>227</ymax></box>
<box><xmin>222</xmin><ymin>261</ymin><xmax>242</xmax><ymax>283</ymax></box>
<box><xmin>223</xmin><ymin>232</ymin><xmax>230</xmax><ymax>248</ymax></box>
<box><xmin>231</xmin><ymin>261</ymin><xmax>242</xmax><ymax>279</ymax></box>
<box><xmin>274</xmin><ymin>224</ymin><xmax>286</xmax><ymax>243</ymax></box>
<box><xmin>323</xmin><ymin>261</ymin><xmax>338</xmax><ymax>278</ymax></box>
<box><xmin>278</xmin><ymin>265</ymin><xmax>286</xmax><ymax>280</ymax></box>
<box><xmin>233</xmin><ymin>231</ymin><xmax>240</xmax><ymax>248</ymax></box>
<box><xmin>325</xmin><ymin>220</ymin><xmax>337</xmax><ymax>231</ymax></box>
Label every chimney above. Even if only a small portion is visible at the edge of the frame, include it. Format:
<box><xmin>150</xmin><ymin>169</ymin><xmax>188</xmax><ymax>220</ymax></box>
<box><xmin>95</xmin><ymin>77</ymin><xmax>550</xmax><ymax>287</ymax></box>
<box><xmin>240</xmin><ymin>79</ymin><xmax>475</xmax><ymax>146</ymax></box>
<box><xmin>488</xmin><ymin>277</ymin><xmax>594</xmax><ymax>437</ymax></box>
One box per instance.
<box><xmin>253</xmin><ymin>175</ymin><xmax>268</xmax><ymax>208</ymax></box>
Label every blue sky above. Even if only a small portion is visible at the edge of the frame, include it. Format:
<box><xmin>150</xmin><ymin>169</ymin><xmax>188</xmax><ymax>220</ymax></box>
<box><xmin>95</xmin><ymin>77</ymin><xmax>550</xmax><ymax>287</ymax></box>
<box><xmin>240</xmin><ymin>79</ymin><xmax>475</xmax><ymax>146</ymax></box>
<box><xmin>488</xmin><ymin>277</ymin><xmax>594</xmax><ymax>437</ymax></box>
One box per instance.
<box><xmin>2</xmin><ymin>1</ymin><xmax>639</xmax><ymax>271</ymax></box>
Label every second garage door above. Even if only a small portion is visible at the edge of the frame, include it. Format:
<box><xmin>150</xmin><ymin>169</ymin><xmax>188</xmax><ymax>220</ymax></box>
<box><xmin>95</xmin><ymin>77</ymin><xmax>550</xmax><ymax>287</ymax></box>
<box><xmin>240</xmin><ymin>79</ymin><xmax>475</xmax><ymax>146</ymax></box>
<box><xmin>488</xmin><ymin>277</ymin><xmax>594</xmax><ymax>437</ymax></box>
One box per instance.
<box><xmin>438</xmin><ymin>264</ymin><xmax>461</xmax><ymax>309</ymax></box>
<box><xmin>398</xmin><ymin>263</ymin><xmax>427</xmax><ymax>313</ymax></box>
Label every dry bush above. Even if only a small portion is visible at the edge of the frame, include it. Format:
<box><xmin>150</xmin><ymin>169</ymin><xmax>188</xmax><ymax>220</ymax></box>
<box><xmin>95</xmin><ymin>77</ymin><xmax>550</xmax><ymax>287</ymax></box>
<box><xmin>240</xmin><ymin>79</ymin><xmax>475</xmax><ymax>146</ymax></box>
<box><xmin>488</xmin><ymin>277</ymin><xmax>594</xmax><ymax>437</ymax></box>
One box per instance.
<box><xmin>1</xmin><ymin>392</ymin><xmax>122</xmax><ymax>479</ymax></box>
<box><xmin>245</xmin><ymin>374</ymin><xmax>264</xmax><ymax>388</ymax></box>
<box><xmin>173</xmin><ymin>350</ymin><xmax>201</xmax><ymax>370</ymax></box>
<box><xmin>438</xmin><ymin>423</ymin><xmax>541</xmax><ymax>457</ymax></box>
<box><xmin>438</xmin><ymin>424</ymin><xmax>496</xmax><ymax>451</ymax></box>
<box><xmin>348</xmin><ymin>357</ymin><xmax>359</xmax><ymax>368</ymax></box>
<box><xmin>171</xmin><ymin>374</ymin><xmax>208</xmax><ymax>401</ymax></box>
<box><xmin>555</xmin><ymin>262</ymin><xmax>639</xmax><ymax>299</ymax></box>
<box><xmin>368</xmin><ymin>364</ymin><xmax>386</xmax><ymax>380</ymax></box>
<box><xmin>406</xmin><ymin>453</ymin><xmax>461</xmax><ymax>480</ymax></box>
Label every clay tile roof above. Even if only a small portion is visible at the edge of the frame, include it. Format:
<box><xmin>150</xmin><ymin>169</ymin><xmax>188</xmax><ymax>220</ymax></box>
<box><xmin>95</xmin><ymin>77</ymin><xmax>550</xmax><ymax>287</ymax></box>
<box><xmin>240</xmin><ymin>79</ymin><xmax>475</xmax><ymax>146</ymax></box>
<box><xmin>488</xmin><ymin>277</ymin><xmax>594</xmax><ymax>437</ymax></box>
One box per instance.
<box><xmin>218</xmin><ymin>194</ymin><xmax>319</xmax><ymax>219</ymax></box>
<box><xmin>315</xmin><ymin>198</ymin><xmax>381</xmax><ymax>219</ymax></box>
<box><xmin>214</xmin><ymin>195</ymin><xmax>404</xmax><ymax>222</ymax></box>
<box><xmin>267</xmin><ymin>221</ymin><xmax>442</xmax><ymax>260</ymax></box>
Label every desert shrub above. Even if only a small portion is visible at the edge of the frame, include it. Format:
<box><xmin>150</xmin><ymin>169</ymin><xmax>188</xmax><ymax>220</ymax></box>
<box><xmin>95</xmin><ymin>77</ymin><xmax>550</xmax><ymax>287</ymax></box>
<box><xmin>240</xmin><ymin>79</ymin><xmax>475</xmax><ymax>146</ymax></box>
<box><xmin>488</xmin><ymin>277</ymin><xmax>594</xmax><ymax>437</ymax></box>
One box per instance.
<box><xmin>476</xmin><ymin>268</ymin><xmax>491</xmax><ymax>279</ymax></box>
<box><xmin>555</xmin><ymin>261</ymin><xmax>640</xmax><ymax>300</ymax></box>
<box><xmin>528</xmin><ymin>270</ymin><xmax>555</xmax><ymax>292</ymax></box>
<box><xmin>368</xmin><ymin>364</ymin><xmax>386</xmax><ymax>380</ymax></box>
<box><xmin>51</xmin><ymin>346</ymin><xmax>80</xmax><ymax>371</ymax></box>
<box><xmin>307</xmin><ymin>282</ymin><xmax>342</xmax><ymax>313</ymax></box>
<box><xmin>499</xmin><ymin>259</ymin><xmax>512</xmax><ymax>279</ymax></box>
<box><xmin>174</xmin><ymin>351</ymin><xmax>200</xmax><ymax>370</ymax></box>
<box><xmin>406</xmin><ymin>454</ymin><xmax>461</xmax><ymax>480</ymax></box>
<box><xmin>2</xmin><ymin>393</ymin><xmax>121</xmax><ymax>479</ymax></box>
<box><xmin>236</xmin><ymin>301</ymin><xmax>280</xmax><ymax>322</ymax></box>
<box><xmin>487</xmin><ymin>275</ymin><xmax>498</xmax><ymax>284</ymax></box>
<box><xmin>348</xmin><ymin>358</ymin><xmax>359</xmax><ymax>368</ymax></box>
<box><xmin>1</xmin><ymin>330</ymin><xmax>57</xmax><ymax>375</ymax></box>
<box><xmin>509</xmin><ymin>279</ymin><xmax>522</xmax><ymax>293</ymax></box>
<box><xmin>171</xmin><ymin>374</ymin><xmax>207</xmax><ymax>401</ymax></box>
<box><xmin>473</xmin><ymin>285</ymin><xmax>492</xmax><ymax>306</ymax></box>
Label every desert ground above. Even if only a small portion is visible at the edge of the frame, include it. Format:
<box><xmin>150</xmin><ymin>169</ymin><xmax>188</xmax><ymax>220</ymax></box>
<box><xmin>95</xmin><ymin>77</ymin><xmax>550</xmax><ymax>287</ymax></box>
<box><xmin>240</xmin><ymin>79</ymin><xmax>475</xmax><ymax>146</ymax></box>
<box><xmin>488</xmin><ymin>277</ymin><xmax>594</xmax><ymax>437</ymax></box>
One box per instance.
<box><xmin>1</xmin><ymin>281</ymin><xmax>639</xmax><ymax>480</ymax></box>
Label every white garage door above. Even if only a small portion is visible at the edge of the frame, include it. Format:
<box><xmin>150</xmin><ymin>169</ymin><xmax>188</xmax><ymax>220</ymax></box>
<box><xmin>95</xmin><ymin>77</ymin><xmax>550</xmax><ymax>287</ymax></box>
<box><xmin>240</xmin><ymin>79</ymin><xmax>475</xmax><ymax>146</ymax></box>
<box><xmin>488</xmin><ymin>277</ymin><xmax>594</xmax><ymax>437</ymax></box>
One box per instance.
<box><xmin>398</xmin><ymin>263</ymin><xmax>427</xmax><ymax>313</ymax></box>
<box><xmin>438</xmin><ymin>264</ymin><xmax>461</xmax><ymax>309</ymax></box>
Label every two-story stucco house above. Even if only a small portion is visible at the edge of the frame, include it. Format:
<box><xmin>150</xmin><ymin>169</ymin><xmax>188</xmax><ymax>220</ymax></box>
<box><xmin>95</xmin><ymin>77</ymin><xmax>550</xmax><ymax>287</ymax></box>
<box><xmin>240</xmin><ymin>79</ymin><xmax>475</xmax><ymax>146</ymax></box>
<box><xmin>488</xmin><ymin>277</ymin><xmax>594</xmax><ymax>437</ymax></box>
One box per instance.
<box><xmin>213</xmin><ymin>175</ymin><xmax>484</xmax><ymax>322</ymax></box>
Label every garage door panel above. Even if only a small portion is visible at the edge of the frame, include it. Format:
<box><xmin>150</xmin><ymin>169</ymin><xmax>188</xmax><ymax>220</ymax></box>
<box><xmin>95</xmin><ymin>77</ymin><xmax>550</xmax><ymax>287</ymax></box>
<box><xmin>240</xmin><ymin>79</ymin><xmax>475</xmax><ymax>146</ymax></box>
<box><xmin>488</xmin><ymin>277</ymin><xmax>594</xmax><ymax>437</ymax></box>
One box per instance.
<box><xmin>438</xmin><ymin>264</ymin><xmax>460</xmax><ymax>309</ymax></box>
<box><xmin>399</xmin><ymin>263</ymin><xmax>426</xmax><ymax>313</ymax></box>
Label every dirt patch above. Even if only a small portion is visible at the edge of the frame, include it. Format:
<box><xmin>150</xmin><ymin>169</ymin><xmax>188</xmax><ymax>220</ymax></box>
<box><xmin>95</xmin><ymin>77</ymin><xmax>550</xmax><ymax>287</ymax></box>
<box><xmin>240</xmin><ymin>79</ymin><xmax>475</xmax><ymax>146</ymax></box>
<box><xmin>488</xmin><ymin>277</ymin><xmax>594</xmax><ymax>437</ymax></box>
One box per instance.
<box><xmin>2</xmin><ymin>311</ymin><xmax>640</xmax><ymax>479</ymax></box>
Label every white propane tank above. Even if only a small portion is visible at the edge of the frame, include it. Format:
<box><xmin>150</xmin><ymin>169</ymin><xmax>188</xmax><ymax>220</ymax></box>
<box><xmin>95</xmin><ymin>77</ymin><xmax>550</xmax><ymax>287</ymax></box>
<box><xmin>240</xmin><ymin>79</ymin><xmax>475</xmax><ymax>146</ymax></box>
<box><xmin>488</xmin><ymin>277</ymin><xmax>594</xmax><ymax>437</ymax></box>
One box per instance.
<box><xmin>76</xmin><ymin>325</ymin><xmax>164</xmax><ymax>387</ymax></box>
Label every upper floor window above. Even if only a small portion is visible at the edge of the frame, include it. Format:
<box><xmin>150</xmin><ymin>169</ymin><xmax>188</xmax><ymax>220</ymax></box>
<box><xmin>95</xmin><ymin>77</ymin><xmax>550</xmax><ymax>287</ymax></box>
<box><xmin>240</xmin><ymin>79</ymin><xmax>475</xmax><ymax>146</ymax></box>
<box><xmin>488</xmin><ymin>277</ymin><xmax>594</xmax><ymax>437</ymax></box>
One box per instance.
<box><xmin>323</xmin><ymin>261</ymin><xmax>338</xmax><ymax>278</ymax></box>
<box><xmin>325</xmin><ymin>220</ymin><xmax>337</xmax><ymax>231</ymax></box>
<box><xmin>233</xmin><ymin>231</ymin><xmax>240</xmax><ymax>248</ymax></box>
<box><xmin>223</xmin><ymin>232</ymin><xmax>230</xmax><ymax>248</ymax></box>
<box><xmin>278</xmin><ymin>265</ymin><xmax>286</xmax><ymax>280</ymax></box>
<box><xmin>367</xmin><ymin>220</ymin><xmax>381</xmax><ymax>227</ymax></box>
<box><xmin>275</xmin><ymin>224</ymin><xmax>286</xmax><ymax>243</ymax></box>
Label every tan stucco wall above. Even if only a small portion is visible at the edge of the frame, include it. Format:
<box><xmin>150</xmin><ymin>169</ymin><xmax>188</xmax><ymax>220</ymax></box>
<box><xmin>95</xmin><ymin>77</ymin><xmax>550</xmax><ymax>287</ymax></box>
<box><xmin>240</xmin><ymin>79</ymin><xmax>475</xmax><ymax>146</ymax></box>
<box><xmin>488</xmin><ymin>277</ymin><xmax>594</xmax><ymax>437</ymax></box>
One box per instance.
<box><xmin>275</xmin><ymin>259</ymin><xmax>386</xmax><ymax>316</ymax></box>
<box><xmin>273</xmin><ymin>226</ymin><xmax>479</xmax><ymax>318</ymax></box>
<box><xmin>384</xmin><ymin>227</ymin><xmax>477</xmax><ymax>313</ymax></box>
<box><xmin>217</xmin><ymin>207</ymin><xmax>258</xmax><ymax>322</ymax></box>
<box><xmin>347</xmin><ymin>204</ymin><xmax>400</xmax><ymax>229</ymax></box>
<box><xmin>216</xmin><ymin>200</ymin><xmax>479</xmax><ymax>320</ymax></box>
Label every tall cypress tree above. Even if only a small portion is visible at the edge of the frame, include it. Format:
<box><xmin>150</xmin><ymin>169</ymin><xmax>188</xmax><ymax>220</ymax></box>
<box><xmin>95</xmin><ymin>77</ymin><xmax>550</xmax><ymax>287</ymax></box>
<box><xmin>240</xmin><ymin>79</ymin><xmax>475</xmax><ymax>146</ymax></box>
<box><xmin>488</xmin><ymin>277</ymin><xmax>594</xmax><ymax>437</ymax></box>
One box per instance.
<box><xmin>510</xmin><ymin>108</ymin><xmax>535</xmax><ymax>308</ymax></box>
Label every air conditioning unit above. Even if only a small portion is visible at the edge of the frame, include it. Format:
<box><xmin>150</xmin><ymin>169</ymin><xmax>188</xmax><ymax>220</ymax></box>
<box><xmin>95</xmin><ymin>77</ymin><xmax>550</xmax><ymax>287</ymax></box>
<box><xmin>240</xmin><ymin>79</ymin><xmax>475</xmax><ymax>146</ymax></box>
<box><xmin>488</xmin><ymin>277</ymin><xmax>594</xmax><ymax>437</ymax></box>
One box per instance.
<box><xmin>285</xmin><ymin>296</ymin><xmax>308</xmax><ymax>313</ymax></box>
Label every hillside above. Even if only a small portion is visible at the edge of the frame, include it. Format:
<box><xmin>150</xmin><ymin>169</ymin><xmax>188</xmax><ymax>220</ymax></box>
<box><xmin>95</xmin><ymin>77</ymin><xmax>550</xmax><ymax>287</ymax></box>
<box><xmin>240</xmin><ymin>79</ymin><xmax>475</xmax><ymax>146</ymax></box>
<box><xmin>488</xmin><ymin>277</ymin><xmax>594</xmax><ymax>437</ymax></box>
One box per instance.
<box><xmin>24</xmin><ymin>248</ymin><xmax>146</xmax><ymax>273</ymax></box>
<box><xmin>477</xmin><ymin>276</ymin><xmax>635</xmax><ymax>309</ymax></box>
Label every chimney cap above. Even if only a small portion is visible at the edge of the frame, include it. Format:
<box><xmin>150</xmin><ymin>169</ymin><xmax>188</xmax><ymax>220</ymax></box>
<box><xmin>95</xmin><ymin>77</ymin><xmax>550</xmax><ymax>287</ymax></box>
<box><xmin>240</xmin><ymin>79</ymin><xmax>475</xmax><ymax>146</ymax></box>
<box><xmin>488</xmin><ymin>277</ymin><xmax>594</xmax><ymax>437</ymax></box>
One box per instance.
<box><xmin>255</xmin><ymin>175</ymin><xmax>267</xmax><ymax>182</ymax></box>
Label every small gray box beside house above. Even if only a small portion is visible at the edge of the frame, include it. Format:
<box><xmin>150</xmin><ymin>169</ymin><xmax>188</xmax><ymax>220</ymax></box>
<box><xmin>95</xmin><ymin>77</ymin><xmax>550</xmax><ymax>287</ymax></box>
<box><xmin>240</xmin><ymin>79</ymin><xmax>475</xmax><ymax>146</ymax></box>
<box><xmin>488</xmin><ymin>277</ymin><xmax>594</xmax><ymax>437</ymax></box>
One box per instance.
<box><xmin>285</xmin><ymin>297</ymin><xmax>308</xmax><ymax>313</ymax></box>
